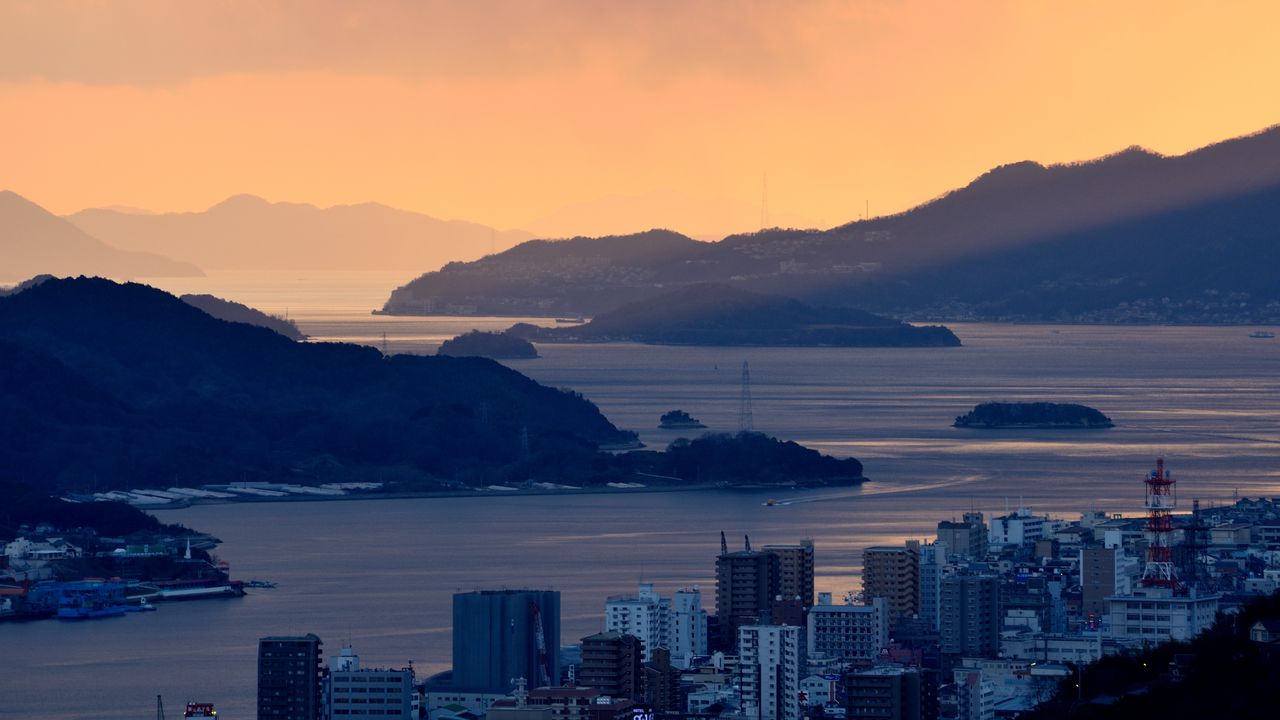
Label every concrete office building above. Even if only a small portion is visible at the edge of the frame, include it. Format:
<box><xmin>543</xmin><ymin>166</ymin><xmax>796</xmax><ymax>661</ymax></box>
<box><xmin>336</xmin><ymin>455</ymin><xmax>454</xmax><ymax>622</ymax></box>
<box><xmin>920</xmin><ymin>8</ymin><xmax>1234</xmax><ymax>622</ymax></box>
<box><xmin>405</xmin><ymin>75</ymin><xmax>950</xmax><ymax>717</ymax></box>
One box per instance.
<box><xmin>989</xmin><ymin>508</ymin><xmax>1047</xmax><ymax>549</ymax></box>
<box><xmin>939</xmin><ymin>574</ymin><xmax>1001</xmax><ymax>659</ymax></box>
<box><xmin>605</xmin><ymin>583</ymin><xmax>707</xmax><ymax>668</ymax></box>
<box><xmin>259</xmin><ymin>634</ymin><xmax>324</xmax><ymax>720</ymax></box>
<box><xmin>670</xmin><ymin>587</ymin><xmax>709</xmax><ymax>667</ymax></box>
<box><xmin>716</xmin><ymin>539</ymin><xmax>780</xmax><ymax>649</ymax></box>
<box><xmin>937</xmin><ymin>513</ymin><xmax>987</xmax><ymax>560</ymax></box>
<box><xmin>579</xmin><ymin>631</ymin><xmax>644</xmax><ymax>701</ymax></box>
<box><xmin>453</xmin><ymin>590</ymin><xmax>561</xmax><ymax>692</ymax></box>
<box><xmin>324</xmin><ymin>645</ymin><xmax>415</xmax><ymax>719</ymax></box>
<box><xmin>807</xmin><ymin>593</ymin><xmax>889</xmax><ymax>663</ymax></box>
<box><xmin>844</xmin><ymin>665</ymin><xmax>922</xmax><ymax>720</ymax></box>
<box><xmin>1106</xmin><ymin>587</ymin><xmax>1220</xmax><ymax>642</ymax></box>
<box><xmin>1080</xmin><ymin>546</ymin><xmax>1138</xmax><ymax>621</ymax></box>
<box><xmin>763</xmin><ymin>540</ymin><xmax>816</xmax><ymax>608</ymax></box>
<box><xmin>862</xmin><ymin>545</ymin><xmax>920</xmax><ymax>630</ymax></box>
<box><xmin>918</xmin><ymin>540</ymin><xmax>948</xmax><ymax>632</ymax></box>
<box><xmin>604</xmin><ymin>584</ymin><xmax>669</xmax><ymax>664</ymax></box>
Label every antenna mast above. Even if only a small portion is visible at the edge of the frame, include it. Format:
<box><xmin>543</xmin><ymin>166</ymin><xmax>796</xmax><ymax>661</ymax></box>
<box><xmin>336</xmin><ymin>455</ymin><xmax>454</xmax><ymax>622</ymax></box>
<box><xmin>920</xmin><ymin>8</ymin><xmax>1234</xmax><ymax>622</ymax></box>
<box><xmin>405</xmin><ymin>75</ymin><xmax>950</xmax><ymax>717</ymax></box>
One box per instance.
<box><xmin>1140</xmin><ymin>458</ymin><xmax>1179</xmax><ymax>590</ymax></box>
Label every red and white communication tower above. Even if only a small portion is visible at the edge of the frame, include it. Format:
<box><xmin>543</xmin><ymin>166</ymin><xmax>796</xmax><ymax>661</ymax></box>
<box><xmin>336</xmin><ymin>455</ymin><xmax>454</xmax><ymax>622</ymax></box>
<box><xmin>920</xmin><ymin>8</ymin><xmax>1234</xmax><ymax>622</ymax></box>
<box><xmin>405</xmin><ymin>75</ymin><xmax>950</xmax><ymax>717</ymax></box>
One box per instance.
<box><xmin>1140</xmin><ymin>458</ymin><xmax>1178</xmax><ymax>589</ymax></box>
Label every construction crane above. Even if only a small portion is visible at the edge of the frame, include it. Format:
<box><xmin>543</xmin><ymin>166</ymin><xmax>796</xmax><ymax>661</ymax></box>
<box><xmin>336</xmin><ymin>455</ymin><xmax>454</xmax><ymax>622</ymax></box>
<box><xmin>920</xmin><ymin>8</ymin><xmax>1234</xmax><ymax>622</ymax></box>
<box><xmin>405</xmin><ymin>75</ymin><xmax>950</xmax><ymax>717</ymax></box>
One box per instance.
<box><xmin>530</xmin><ymin>600</ymin><xmax>550</xmax><ymax>687</ymax></box>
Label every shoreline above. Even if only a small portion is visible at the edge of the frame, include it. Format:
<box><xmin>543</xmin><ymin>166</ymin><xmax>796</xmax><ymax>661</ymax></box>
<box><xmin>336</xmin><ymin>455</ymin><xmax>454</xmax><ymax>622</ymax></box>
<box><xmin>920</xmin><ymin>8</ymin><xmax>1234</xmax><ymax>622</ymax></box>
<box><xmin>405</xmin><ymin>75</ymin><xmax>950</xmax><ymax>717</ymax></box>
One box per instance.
<box><xmin>146</xmin><ymin>480</ymin><xmax>866</xmax><ymax>511</ymax></box>
<box><xmin>371</xmin><ymin>310</ymin><xmax>1279</xmax><ymax>329</ymax></box>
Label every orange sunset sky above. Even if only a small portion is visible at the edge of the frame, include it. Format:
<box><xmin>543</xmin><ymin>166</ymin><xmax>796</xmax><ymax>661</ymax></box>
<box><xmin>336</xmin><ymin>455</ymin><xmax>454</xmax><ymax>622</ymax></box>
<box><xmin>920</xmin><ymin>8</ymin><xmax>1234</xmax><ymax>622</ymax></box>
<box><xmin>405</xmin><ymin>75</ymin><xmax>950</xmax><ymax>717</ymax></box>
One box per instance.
<box><xmin>3</xmin><ymin>0</ymin><xmax>1280</xmax><ymax>238</ymax></box>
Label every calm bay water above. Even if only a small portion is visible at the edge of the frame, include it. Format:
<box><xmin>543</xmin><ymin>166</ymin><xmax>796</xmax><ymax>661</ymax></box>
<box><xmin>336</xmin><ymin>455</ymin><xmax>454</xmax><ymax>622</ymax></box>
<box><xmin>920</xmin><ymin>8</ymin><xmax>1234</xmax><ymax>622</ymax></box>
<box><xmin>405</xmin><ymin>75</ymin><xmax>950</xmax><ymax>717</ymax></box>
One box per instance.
<box><xmin>2</xmin><ymin>272</ymin><xmax>1278</xmax><ymax>719</ymax></box>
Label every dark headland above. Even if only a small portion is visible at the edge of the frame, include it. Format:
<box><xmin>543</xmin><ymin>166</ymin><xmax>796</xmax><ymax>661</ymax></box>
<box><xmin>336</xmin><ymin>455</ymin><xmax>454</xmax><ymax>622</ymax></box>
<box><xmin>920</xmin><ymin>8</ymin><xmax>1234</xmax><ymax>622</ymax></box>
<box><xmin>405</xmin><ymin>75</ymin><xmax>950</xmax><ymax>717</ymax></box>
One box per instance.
<box><xmin>507</xmin><ymin>283</ymin><xmax>960</xmax><ymax>347</ymax></box>
<box><xmin>180</xmin><ymin>293</ymin><xmax>306</xmax><ymax>341</ymax></box>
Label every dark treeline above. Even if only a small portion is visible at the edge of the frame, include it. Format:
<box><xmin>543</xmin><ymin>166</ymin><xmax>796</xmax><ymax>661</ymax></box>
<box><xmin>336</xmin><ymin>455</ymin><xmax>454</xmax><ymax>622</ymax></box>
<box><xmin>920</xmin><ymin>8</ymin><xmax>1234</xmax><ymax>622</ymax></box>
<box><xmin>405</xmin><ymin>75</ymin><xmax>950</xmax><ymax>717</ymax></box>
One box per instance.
<box><xmin>607</xmin><ymin>432</ymin><xmax>863</xmax><ymax>487</ymax></box>
<box><xmin>1027</xmin><ymin>592</ymin><xmax>1280</xmax><ymax>719</ymax></box>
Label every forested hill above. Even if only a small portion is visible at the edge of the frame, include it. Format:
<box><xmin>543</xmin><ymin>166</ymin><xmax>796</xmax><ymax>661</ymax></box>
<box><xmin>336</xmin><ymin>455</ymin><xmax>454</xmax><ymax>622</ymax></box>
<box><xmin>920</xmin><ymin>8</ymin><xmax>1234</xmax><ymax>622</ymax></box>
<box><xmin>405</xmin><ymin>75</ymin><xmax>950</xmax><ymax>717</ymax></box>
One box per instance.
<box><xmin>0</xmin><ymin>277</ymin><xmax>632</xmax><ymax>492</ymax></box>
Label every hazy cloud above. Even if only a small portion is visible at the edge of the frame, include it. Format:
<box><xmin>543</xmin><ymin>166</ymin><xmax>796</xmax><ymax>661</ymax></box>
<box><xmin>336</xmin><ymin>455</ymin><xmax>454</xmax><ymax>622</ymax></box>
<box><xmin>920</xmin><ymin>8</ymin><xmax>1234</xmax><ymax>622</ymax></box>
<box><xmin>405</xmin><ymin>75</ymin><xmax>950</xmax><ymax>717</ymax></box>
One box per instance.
<box><xmin>0</xmin><ymin>0</ymin><xmax>849</xmax><ymax>86</ymax></box>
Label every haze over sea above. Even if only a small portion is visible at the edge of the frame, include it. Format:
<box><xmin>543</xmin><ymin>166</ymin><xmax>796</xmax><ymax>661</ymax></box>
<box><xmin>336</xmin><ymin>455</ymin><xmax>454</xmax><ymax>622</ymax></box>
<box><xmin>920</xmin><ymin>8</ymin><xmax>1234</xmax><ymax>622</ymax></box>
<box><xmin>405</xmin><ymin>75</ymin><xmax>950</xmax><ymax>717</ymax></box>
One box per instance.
<box><xmin>3</xmin><ymin>272</ymin><xmax>1277</xmax><ymax>720</ymax></box>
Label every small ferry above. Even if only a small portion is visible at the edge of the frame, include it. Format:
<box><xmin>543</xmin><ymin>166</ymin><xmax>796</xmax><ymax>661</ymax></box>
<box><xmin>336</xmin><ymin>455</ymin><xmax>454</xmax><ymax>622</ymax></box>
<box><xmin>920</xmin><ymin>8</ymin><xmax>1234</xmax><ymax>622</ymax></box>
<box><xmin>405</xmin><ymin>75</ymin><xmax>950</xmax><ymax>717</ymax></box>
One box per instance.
<box><xmin>1248</xmin><ymin>330</ymin><xmax>1275</xmax><ymax>339</ymax></box>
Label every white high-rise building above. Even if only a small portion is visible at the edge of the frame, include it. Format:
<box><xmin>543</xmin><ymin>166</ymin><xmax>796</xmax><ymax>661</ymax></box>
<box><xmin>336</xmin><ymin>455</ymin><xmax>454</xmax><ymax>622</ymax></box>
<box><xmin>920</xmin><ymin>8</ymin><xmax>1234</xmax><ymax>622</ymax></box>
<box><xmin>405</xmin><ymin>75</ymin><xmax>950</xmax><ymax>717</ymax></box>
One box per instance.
<box><xmin>670</xmin><ymin>587</ymin><xmax>709</xmax><ymax>668</ymax></box>
<box><xmin>605</xmin><ymin>583</ymin><xmax>669</xmax><ymax>663</ymax></box>
<box><xmin>738</xmin><ymin>625</ymin><xmax>801</xmax><ymax>720</ymax></box>
<box><xmin>605</xmin><ymin>583</ymin><xmax>706</xmax><ymax>668</ymax></box>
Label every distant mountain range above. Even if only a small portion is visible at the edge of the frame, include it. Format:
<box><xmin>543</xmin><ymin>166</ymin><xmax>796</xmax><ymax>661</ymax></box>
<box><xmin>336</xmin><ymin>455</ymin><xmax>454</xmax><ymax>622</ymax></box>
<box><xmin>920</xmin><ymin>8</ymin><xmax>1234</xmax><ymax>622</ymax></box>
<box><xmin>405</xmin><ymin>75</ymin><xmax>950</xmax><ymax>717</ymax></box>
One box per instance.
<box><xmin>69</xmin><ymin>194</ymin><xmax>535</xmax><ymax>272</ymax></box>
<box><xmin>0</xmin><ymin>191</ymin><xmax>200</xmax><ymax>281</ymax></box>
<box><xmin>382</xmin><ymin>124</ymin><xmax>1280</xmax><ymax>323</ymax></box>
<box><xmin>508</xmin><ymin>283</ymin><xmax>960</xmax><ymax>347</ymax></box>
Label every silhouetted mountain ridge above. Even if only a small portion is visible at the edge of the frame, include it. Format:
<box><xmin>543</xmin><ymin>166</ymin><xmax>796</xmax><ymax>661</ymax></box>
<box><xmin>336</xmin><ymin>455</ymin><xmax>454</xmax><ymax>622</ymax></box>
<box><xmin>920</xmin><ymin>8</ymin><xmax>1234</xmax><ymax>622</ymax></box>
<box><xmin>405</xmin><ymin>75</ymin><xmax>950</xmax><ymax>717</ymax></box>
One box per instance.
<box><xmin>381</xmin><ymin>124</ymin><xmax>1280</xmax><ymax>322</ymax></box>
<box><xmin>69</xmin><ymin>194</ymin><xmax>535</xmax><ymax>272</ymax></box>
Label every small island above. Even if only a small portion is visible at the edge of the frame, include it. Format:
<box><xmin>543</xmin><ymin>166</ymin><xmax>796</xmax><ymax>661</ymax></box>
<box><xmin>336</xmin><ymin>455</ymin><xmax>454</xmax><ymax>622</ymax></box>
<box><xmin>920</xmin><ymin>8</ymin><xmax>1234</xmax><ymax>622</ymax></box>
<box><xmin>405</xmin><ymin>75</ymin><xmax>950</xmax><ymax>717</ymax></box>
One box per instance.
<box><xmin>954</xmin><ymin>402</ymin><xmax>1114</xmax><ymax>429</ymax></box>
<box><xmin>506</xmin><ymin>283</ymin><xmax>961</xmax><ymax>347</ymax></box>
<box><xmin>437</xmin><ymin>330</ymin><xmax>538</xmax><ymax>359</ymax></box>
<box><xmin>659</xmin><ymin>409</ymin><xmax>706</xmax><ymax>429</ymax></box>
